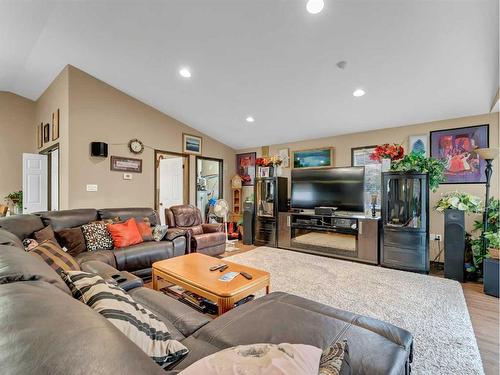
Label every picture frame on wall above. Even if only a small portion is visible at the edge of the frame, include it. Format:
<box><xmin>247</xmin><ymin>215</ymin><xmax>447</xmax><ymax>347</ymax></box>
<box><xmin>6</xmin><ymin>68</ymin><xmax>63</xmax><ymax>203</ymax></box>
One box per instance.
<box><xmin>43</xmin><ymin>123</ymin><xmax>50</xmax><ymax>143</ymax></box>
<box><xmin>351</xmin><ymin>145</ymin><xmax>382</xmax><ymax>208</ymax></box>
<box><xmin>37</xmin><ymin>122</ymin><xmax>43</xmax><ymax>148</ymax></box>
<box><xmin>292</xmin><ymin>147</ymin><xmax>333</xmax><ymax>169</ymax></box>
<box><xmin>182</xmin><ymin>133</ymin><xmax>202</xmax><ymax>155</ymax></box>
<box><xmin>236</xmin><ymin>152</ymin><xmax>256</xmax><ymax>186</ymax></box>
<box><xmin>52</xmin><ymin>109</ymin><xmax>60</xmax><ymax>141</ymax></box>
<box><xmin>351</xmin><ymin>145</ymin><xmax>377</xmax><ymax>167</ymax></box>
<box><xmin>408</xmin><ymin>134</ymin><xmax>428</xmax><ymax>156</ymax></box>
<box><xmin>278</xmin><ymin>148</ymin><xmax>290</xmax><ymax>168</ymax></box>
<box><xmin>430</xmin><ymin>124</ymin><xmax>489</xmax><ymax>184</ymax></box>
<box><xmin>110</xmin><ymin>156</ymin><xmax>143</xmax><ymax>173</ymax></box>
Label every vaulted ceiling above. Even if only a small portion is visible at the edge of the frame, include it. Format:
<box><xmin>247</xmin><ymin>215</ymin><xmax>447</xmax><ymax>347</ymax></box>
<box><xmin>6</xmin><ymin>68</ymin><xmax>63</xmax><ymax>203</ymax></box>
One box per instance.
<box><xmin>1</xmin><ymin>0</ymin><xmax>498</xmax><ymax>149</ymax></box>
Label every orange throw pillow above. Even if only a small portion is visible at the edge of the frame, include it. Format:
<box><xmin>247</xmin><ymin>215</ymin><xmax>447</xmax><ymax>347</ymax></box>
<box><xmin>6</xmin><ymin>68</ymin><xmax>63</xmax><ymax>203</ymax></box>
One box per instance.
<box><xmin>136</xmin><ymin>221</ymin><xmax>153</xmax><ymax>241</ymax></box>
<box><xmin>107</xmin><ymin>218</ymin><xmax>143</xmax><ymax>248</ymax></box>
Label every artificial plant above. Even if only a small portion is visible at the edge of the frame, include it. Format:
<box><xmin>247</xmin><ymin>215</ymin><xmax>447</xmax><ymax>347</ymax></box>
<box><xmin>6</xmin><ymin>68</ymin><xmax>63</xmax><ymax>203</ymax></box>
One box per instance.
<box><xmin>4</xmin><ymin>191</ymin><xmax>22</xmax><ymax>209</ymax></box>
<box><xmin>390</xmin><ymin>151</ymin><xmax>445</xmax><ymax>192</ymax></box>
<box><xmin>435</xmin><ymin>192</ymin><xmax>483</xmax><ymax>213</ymax></box>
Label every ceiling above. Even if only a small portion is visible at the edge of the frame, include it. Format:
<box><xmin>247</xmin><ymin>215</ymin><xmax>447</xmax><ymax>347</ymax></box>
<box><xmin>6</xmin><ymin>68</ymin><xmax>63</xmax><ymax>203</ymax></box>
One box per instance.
<box><xmin>1</xmin><ymin>0</ymin><xmax>498</xmax><ymax>149</ymax></box>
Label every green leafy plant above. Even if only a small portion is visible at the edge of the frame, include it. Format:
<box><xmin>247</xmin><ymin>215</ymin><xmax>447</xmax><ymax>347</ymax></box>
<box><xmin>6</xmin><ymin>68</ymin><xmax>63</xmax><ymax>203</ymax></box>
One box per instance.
<box><xmin>390</xmin><ymin>151</ymin><xmax>445</xmax><ymax>192</ymax></box>
<box><xmin>4</xmin><ymin>191</ymin><xmax>22</xmax><ymax>209</ymax></box>
<box><xmin>485</xmin><ymin>231</ymin><xmax>499</xmax><ymax>250</ymax></box>
<box><xmin>435</xmin><ymin>192</ymin><xmax>483</xmax><ymax>213</ymax></box>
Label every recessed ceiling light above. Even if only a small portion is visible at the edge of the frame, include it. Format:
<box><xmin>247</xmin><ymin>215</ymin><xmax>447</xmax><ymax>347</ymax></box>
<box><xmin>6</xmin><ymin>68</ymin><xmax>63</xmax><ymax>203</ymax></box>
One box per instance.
<box><xmin>246</xmin><ymin>116</ymin><xmax>255</xmax><ymax>123</ymax></box>
<box><xmin>353</xmin><ymin>89</ymin><xmax>366</xmax><ymax>97</ymax></box>
<box><xmin>179</xmin><ymin>68</ymin><xmax>191</xmax><ymax>78</ymax></box>
<box><xmin>306</xmin><ymin>0</ymin><xmax>324</xmax><ymax>14</ymax></box>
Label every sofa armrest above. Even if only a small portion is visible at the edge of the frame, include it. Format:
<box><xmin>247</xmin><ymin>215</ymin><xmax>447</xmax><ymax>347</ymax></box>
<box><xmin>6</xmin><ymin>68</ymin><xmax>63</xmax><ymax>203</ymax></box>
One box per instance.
<box><xmin>164</xmin><ymin>228</ymin><xmax>191</xmax><ymax>254</ymax></box>
<box><xmin>80</xmin><ymin>260</ymin><xmax>144</xmax><ymax>291</ymax></box>
<box><xmin>165</xmin><ymin>228</ymin><xmax>188</xmax><ymax>241</ymax></box>
<box><xmin>202</xmin><ymin>223</ymin><xmax>223</xmax><ymax>233</ymax></box>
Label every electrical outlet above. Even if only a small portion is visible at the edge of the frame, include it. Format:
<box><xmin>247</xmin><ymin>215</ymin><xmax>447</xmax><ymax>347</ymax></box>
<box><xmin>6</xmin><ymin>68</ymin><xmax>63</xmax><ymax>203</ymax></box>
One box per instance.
<box><xmin>431</xmin><ymin>234</ymin><xmax>442</xmax><ymax>241</ymax></box>
<box><xmin>86</xmin><ymin>184</ymin><xmax>98</xmax><ymax>192</ymax></box>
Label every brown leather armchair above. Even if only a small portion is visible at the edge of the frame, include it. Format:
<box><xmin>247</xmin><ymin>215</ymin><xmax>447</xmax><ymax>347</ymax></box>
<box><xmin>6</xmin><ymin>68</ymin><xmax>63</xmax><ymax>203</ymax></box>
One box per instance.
<box><xmin>165</xmin><ymin>205</ymin><xmax>226</xmax><ymax>256</ymax></box>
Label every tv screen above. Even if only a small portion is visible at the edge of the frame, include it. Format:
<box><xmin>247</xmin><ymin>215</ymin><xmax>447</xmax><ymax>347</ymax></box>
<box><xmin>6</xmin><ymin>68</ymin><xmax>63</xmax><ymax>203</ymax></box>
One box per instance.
<box><xmin>290</xmin><ymin>167</ymin><xmax>365</xmax><ymax>212</ymax></box>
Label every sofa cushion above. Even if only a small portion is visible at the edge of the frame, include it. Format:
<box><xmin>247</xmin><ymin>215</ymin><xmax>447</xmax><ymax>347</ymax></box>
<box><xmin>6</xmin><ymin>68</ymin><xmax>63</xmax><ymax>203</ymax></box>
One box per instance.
<box><xmin>0</xmin><ymin>281</ymin><xmax>166</xmax><ymax>375</ymax></box>
<box><xmin>34</xmin><ymin>225</ymin><xmax>57</xmax><ymax>244</ymax></box>
<box><xmin>75</xmin><ymin>249</ymin><xmax>116</xmax><ymax>268</ymax></box>
<box><xmin>62</xmin><ymin>271</ymin><xmax>189</xmax><ymax>368</ymax></box>
<box><xmin>29</xmin><ymin>240</ymin><xmax>80</xmax><ymax>276</ymax></box>
<box><xmin>55</xmin><ymin>227</ymin><xmax>86</xmax><ymax>256</ymax></box>
<box><xmin>81</xmin><ymin>222</ymin><xmax>114</xmax><ymax>251</ymax></box>
<box><xmin>0</xmin><ymin>214</ymin><xmax>45</xmax><ymax>240</ymax></box>
<box><xmin>137</xmin><ymin>219</ymin><xmax>154</xmax><ymax>241</ymax></box>
<box><xmin>179</xmin><ymin>343</ymin><xmax>322</xmax><ymax>375</ymax></box>
<box><xmin>99</xmin><ymin>207</ymin><xmax>160</xmax><ymax>226</ymax></box>
<box><xmin>107</xmin><ymin>218</ymin><xmax>144</xmax><ymax>248</ymax></box>
<box><xmin>37</xmin><ymin>209</ymin><xmax>99</xmax><ymax>231</ymax></box>
<box><xmin>113</xmin><ymin>241</ymin><xmax>173</xmax><ymax>272</ymax></box>
<box><xmin>169</xmin><ymin>205</ymin><xmax>203</xmax><ymax>227</ymax></box>
<box><xmin>153</xmin><ymin>225</ymin><xmax>169</xmax><ymax>241</ymax></box>
<box><xmin>0</xmin><ymin>228</ymin><xmax>24</xmax><ymax>249</ymax></box>
<box><xmin>0</xmin><ymin>245</ymin><xmax>70</xmax><ymax>294</ymax></box>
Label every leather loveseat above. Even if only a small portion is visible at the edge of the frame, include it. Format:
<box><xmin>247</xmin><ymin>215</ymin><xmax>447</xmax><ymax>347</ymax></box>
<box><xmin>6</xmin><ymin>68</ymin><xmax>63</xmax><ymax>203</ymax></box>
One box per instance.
<box><xmin>165</xmin><ymin>205</ymin><xmax>227</xmax><ymax>256</ymax></box>
<box><xmin>0</xmin><ymin>207</ymin><xmax>187</xmax><ymax>279</ymax></box>
<box><xmin>0</xmin><ymin>235</ymin><xmax>413</xmax><ymax>374</ymax></box>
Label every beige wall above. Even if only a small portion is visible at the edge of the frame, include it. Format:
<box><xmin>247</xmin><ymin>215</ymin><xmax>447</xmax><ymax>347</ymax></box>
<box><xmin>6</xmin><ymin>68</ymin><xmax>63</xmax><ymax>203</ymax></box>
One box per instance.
<box><xmin>0</xmin><ymin>92</ymin><xmax>35</xmax><ymax>203</ymax></box>
<box><xmin>67</xmin><ymin>66</ymin><xmax>235</xmax><ymax>209</ymax></box>
<box><xmin>238</xmin><ymin>112</ymin><xmax>500</xmax><ymax>260</ymax></box>
<box><xmin>34</xmin><ymin>66</ymin><xmax>70</xmax><ymax>209</ymax></box>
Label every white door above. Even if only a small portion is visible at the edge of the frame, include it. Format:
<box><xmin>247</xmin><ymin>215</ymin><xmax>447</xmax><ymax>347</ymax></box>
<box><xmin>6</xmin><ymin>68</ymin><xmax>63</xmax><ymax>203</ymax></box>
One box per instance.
<box><xmin>159</xmin><ymin>157</ymin><xmax>184</xmax><ymax>224</ymax></box>
<box><xmin>22</xmin><ymin>153</ymin><xmax>48</xmax><ymax>213</ymax></box>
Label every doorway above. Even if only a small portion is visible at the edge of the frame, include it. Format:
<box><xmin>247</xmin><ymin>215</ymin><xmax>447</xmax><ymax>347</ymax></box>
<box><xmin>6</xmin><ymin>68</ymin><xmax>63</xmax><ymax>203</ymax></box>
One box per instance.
<box><xmin>196</xmin><ymin>156</ymin><xmax>223</xmax><ymax>223</ymax></box>
<box><xmin>155</xmin><ymin>150</ymin><xmax>189</xmax><ymax>224</ymax></box>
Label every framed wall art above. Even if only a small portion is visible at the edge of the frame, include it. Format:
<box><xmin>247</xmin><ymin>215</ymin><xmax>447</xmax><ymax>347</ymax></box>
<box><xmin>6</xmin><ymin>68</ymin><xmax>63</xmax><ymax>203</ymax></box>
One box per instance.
<box><xmin>110</xmin><ymin>156</ymin><xmax>143</xmax><ymax>173</ymax></box>
<box><xmin>236</xmin><ymin>152</ymin><xmax>256</xmax><ymax>186</ymax></box>
<box><xmin>351</xmin><ymin>145</ymin><xmax>381</xmax><ymax>208</ymax></box>
<box><xmin>430</xmin><ymin>124</ymin><xmax>489</xmax><ymax>184</ymax></box>
<box><xmin>52</xmin><ymin>109</ymin><xmax>60</xmax><ymax>141</ymax></box>
<box><xmin>43</xmin><ymin>123</ymin><xmax>50</xmax><ymax>143</ymax></box>
<box><xmin>292</xmin><ymin>147</ymin><xmax>333</xmax><ymax>169</ymax></box>
<box><xmin>408</xmin><ymin>134</ymin><xmax>428</xmax><ymax>156</ymax></box>
<box><xmin>182</xmin><ymin>133</ymin><xmax>202</xmax><ymax>155</ymax></box>
<box><xmin>278</xmin><ymin>148</ymin><xmax>290</xmax><ymax>168</ymax></box>
<box><xmin>37</xmin><ymin>122</ymin><xmax>43</xmax><ymax>148</ymax></box>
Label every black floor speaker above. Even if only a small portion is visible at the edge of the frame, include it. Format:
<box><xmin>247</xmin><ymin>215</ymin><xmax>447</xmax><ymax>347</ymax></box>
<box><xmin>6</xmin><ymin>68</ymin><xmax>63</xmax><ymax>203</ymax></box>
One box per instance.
<box><xmin>243</xmin><ymin>201</ymin><xmax>254</xmax><ymax>245</ymax></box>
<box><xmin>444</xmin><ymin>209</ymin><xmax>465</xmax><ymax>282</ymax></box>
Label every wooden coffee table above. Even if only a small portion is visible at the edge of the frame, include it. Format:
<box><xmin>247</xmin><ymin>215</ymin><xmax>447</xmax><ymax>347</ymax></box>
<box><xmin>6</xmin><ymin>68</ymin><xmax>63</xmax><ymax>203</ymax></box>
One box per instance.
<box><xmin>152</xmin><ymin>253</ymin><xmax>270</xmax><ymax>315</ymax></box>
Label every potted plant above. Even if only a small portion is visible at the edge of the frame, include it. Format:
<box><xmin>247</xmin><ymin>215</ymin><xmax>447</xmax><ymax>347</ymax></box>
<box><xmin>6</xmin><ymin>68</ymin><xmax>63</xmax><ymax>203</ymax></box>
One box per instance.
<box><xmin>485</xmin><ymin>231</ymin><xmax>499</xmax><ymax>259</ymax></box>
<box><xmin>390</xmin><ymin>151</ymin><xmax>445</xmax><ymax>192</ymax></box>
<box><xmin>369</xmin><ymin>143</ymin><xmax>405</xmax><ymax>171</ymax></box>
<box><xmin>435</xmin><ymin>191</ymin><xmax>483</xmax><ymax>213</ymax></box>
<box><xmin>4</xmin><ymin>191</ymin><xmax>22</xmax><ymax>214</ymax></box>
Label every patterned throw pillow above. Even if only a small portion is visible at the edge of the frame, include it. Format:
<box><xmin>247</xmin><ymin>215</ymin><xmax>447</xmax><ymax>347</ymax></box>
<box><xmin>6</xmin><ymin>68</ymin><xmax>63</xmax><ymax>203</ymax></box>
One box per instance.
<box><xmin>178</xmin><ymin>343</ymin><xmax>322</xmax><ymax>375</ymax></box>
<box><xmin>319</xmin><ymin>341</ymin><xmax>351</xmax><ymax>375</ymax></box>
<box><xmin>81</xmin><ymin>222</ymin><xmax>113</xmax><ymax>251</ymax></box>
<box><xmin>62</xmin><ymin>271</ymin><xmax>189</xmax><ymax>368</ymax></box>
<box><xmin>29</xmin><ymin>240</ymin><xmax>80</xmax><ymax>275</ymax></box>
<box><xmin>152</xmin><ymin>225</ymin><xmax>168</xmax><ymax>242</ymax></box>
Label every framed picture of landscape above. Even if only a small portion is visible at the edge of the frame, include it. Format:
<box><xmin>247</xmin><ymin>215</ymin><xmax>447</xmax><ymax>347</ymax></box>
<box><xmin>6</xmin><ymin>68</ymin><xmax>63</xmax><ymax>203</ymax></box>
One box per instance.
<box><xmin>292</xmin><ymin>147</ymin><xmax>333</xmax><ymax>169</ymax></box>
<box><xmin>182</xmin><ymin>133</ymin><xmax>202</xmax><ymax>155</ymax></box>
<box><xmin>430</xmin><ymin>124</ymin><xmax>489</xmax><ymax>184</ymax></box>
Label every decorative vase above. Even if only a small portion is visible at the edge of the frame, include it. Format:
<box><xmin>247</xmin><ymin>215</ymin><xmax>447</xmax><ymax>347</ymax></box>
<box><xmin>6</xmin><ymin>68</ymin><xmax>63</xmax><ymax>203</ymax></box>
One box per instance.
<box><xmin>269</xmin><ymin>166</ymin><xmax>275</xmax><ymax>177</ymax></box>
<box><xmin>275</xmin><ymin>166</ymin><xmax>282</xmax><ymax>177</ymax></box>
<box><xmin>381</xmin><ymin>158</ymin><xmax>391</xmax><ymax>172</ymax></box>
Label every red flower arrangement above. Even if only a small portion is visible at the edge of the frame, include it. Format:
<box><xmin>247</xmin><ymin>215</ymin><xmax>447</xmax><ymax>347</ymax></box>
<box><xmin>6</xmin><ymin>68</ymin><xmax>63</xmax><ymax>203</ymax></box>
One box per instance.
<box><xmin>370</xmin><ymin>143</ymin><xmax>404</xmax><ymax>162</ymax></box>
<box><xmin>256</xmin><ymin>157</ymin><xmax>269</xmax><ymax>167</ymax></box>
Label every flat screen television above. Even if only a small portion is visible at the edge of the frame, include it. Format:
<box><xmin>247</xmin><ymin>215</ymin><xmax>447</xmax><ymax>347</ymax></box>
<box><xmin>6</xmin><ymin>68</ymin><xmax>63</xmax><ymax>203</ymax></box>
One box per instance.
<box><xmin>290</xmin><ymin>167</ymin><xmax>365</xmax><ymax>212</ymax></box>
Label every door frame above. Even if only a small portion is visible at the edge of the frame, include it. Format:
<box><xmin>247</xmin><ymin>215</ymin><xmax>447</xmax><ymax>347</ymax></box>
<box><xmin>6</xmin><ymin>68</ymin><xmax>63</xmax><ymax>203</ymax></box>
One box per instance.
<box><xmin>154</xmin><ymin>149</ymin><xmax>190</xmax><ymax>213</ymax></box>
<box><xmin>39</xmin><ymin>143</ymin><xmax>60</xmax><ymax>211</ymax></box>
<box><xmin>195</xmin><ymin>156</ymin><xmax>224</xmax><ymax>208</ymax></box>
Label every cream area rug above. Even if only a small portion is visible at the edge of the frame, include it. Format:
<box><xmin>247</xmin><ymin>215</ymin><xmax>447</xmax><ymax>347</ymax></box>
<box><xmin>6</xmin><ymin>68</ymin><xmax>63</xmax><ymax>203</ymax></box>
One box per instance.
<box><xmin>227</xmin><ymin>247</ymin><xmax>483</xmax><ymax>375</ymax></box>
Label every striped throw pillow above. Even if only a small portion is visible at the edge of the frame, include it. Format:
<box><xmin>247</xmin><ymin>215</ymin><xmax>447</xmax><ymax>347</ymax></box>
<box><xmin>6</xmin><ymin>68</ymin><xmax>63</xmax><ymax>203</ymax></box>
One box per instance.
<box><xmin>62</xmin><ymin>271</ymin><xmax>188</xmax><ymax>368</ymax></box>
<box><xmin>29</xmin><ymin>240</ymin><xmax>80</xmax><ymax>275</ymax></box>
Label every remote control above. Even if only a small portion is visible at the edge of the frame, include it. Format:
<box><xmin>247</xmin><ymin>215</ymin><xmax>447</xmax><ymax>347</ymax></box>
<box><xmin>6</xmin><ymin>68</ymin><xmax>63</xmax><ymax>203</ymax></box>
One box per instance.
<box><xmin>240</xmin><ymin>272</ymin><xmax>253</xmax><ymax>280</ymax></box>
<box><xmin>209</xmin><ymin>264</ymin><xmax>226</xmax><ymax>271</ymax></box>
<box><xmin>219</xmin><ymin>265</ymin><xmax>229</xmax><ymax>272</ymax></box>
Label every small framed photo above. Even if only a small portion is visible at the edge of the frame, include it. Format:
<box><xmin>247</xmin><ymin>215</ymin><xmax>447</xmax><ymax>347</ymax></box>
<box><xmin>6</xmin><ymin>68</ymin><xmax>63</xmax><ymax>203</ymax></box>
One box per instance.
<box><xmin>183</xmin><ymin>133</ymin><xmax>202</xmax><ymax>155</ymax></box>
<box><xmin>408</xmin><ymin>134</ymin><xmax>428</xmax><ymax>156</ymax></box>
<box><xmin>52</xmin><ymin>109</ymin><xmax>60</xmax><ymax>141</ymax></box>
<box><xmin>37</xmin><ymin>122</ymin><xmax>43</xmax><ymax>148</ymax></box>
<box><xmin>43</xmin><ymin>123</ymin><xmax>50</xmax><ymax>143</ymax></box>
<box><xmin>260</xmin><ymin>167</ymin><xmax>270</xmax><ymax>177</ymax></box>
<box><xmin>278</xmin><ymin>148</ymin><xmax>290</xmax><ymax>168</ymax></box>
<box><xmin>110</xmin><ymin>156</ymin><xmax>143</xmax><ymax>173</ymax></box>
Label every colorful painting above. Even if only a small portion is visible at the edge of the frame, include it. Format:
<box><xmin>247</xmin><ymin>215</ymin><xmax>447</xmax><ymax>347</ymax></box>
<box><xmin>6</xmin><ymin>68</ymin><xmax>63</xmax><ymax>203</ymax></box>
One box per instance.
<box><xmin>408</xmin><ymin>134</ymin><xmax>428</xmax><ymax>156</ymax></box>
<box><xmin>430</xmin><ymin>124</ymin><xmax>489</xmax><ymax>184</ymax></box>
<box><xmin>236</xmin><ymin>152</ymin><xmax>256</xmax><ymax>186</ymax></box>
<box><xmin>292</xmin><ymin>148</ymin><xmax>333</xmax><ymax>169</ymax></box>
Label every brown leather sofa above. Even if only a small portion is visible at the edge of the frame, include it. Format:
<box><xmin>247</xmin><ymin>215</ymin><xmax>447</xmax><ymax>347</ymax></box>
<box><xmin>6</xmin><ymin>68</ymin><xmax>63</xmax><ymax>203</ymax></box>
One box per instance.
<box><xmin>165</xmin><ymin>205</ymin><xmax>226</xmax><ymax>256</ymax></box>
<box><xmin>0</xmin><ymin>207</ymin><xmax>187</xmax><ymax>279</ymax></box>
<box><xmin>0</xmin><ymin>234</ymin><xmax>413</xmax><ymax>374</ymax></box>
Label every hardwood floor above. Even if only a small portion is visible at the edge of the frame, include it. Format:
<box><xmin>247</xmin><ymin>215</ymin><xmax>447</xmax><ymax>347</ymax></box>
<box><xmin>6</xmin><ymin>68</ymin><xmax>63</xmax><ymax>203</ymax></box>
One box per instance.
<box><xmin>220</xmin><ymin>244</ymin><xmax>499</xmax><ymax>374</ymax></box>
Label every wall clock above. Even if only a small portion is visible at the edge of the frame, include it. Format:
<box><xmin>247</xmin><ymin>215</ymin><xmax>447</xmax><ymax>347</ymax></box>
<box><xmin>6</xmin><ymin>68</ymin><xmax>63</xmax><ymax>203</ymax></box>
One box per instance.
<box><xmin>128</xmin><ymin>139</ymin><xmax>144</xmax><ymax>154</ymax></box>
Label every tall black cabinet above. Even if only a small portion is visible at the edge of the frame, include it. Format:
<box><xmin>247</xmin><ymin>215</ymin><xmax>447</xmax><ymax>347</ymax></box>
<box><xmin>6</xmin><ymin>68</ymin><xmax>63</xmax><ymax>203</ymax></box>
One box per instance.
<box><xmin>254</xmin><ymin>177</ymin><xmax>288</xmax><ymax>247</ymax></box>
<box><xmin>381</xmin><ymin>172</ymin><xmax>429</xmax><ymax>273</ymax></box>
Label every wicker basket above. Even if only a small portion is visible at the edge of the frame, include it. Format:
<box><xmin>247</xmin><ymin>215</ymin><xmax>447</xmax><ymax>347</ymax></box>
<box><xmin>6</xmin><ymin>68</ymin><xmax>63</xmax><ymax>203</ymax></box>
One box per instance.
<box><xmin>488</xmin><ymin>248</ymin><xmax>500</xmax><ymax>260</ymax></box>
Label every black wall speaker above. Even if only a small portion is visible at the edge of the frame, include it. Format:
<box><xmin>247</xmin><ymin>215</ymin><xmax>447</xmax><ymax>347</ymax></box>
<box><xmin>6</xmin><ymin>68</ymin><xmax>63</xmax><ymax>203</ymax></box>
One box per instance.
<box><xmin>90</xmin><ymin>142</ymin><xmax>108</xmax><ymax>157</ymax></box>
<box><xmin>444</xmin><ymin>209</ymin><xmax>465</xmax><ymax>282</ymax></box>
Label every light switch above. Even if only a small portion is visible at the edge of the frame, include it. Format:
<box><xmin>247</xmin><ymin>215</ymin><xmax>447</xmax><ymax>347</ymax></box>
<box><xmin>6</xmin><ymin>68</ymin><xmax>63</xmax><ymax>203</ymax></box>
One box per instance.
<box><xmin>123</xmin><ymin>173</ymin><xmax>132</xmax><ymax>180</ymax></box>
<box><xmin>86</xmin><ymin>184</ymin><xmax>98</xmax><ymax>192</ymax></box>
